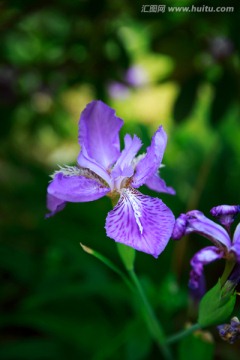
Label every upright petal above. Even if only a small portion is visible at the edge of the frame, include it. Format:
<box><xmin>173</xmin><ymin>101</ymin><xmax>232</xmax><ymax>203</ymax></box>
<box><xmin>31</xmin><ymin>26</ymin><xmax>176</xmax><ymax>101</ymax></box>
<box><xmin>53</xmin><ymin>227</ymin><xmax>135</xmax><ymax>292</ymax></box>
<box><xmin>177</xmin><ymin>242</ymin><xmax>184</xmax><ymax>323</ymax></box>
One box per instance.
<box><xmin>210</xmin><ymin>205</ymin><xmax>240</xmax><ymax>229</ymax></box>
<box><xmin>78</xmin><ymin>100</ymin><xmax>123</xmax><ymax>169</ymax></box>
<box><xmin>182</xmin><ymin>210</ymin><xmax>231</xmax><ymax>250</ymax></box>
<box><xmin>112</xmin><ymin>134</ymin><xmax>142</xmax><ymax>179</ymax></box>
<box><xmin>189</xmin><ymin>246</ymin><xmax>224</xmax><ymax>289</ymax></box>
<box><xmin>132</xmin><ymin>126</ymin><xmax>167</xmax><ymax>188</ymax></box>
<box><xmin>78</xmin><ymin>144</ymin><xmax>112</xmax><ymax>186</ymax></box>
<box><xmin>105</xmin><ymin>188</ymin><xmax>175</xmax><ymax>258</ymax></box>
<box><xmin>144</xmin><ymin>173</ymin><xmax>176</xmax><ymax>195</ymax></box>
<box><xmin>231</xmin><ymin>223</ymin><xmax>240</xmax><ymax>262</ymax></box>
<box><xmin>47</xmin><ymin>172</ymin><xmax>110</xmax><ymax>215</ymax></box>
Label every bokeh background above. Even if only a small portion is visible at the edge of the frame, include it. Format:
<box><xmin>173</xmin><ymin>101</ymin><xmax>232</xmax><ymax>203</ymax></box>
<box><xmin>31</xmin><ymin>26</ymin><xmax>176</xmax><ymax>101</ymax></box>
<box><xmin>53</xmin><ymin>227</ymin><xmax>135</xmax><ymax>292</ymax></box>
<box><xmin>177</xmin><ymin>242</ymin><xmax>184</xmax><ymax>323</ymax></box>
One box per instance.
<box><xmin>0</xmin><ymin>0</ymin><xmax>239</xmax><ymax>359</ymax></box>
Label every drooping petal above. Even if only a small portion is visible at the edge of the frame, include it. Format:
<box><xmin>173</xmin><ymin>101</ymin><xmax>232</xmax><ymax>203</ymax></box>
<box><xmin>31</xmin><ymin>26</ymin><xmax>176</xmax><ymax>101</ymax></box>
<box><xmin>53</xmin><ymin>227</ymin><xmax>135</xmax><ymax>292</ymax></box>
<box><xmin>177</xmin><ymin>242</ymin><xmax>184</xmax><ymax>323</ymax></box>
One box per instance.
<box><xmin>231</xmin><ymin>223</ymin><xmax>240</xmax><ymax>262</ymax></box>
<box><xmin>78</xmin><ymin>100</ymin><xmax>123</xmax><ymax>169</ymax></box>
<box><xmin>189</xmin><ymin>272</ymin><xmax>206</xmax><ymax>302</ymax></box>
<box><xmin>105</xmin><ymin>188</ymin><xmax>175</xmax><ymax>258</ymax></box>
<box><xmin>189</xmin><ymin>246</ymin><xmax>224</xmax><ymax>289</ymax></box>
<box><xmin>78</xmin><ymin>144</ymin><xmax>112</xmax><ymax>186</ymax></box>
<box><xmin>112</xmin><ymin>134</ymin><xmax>142</xmax><ymax>179</ymax></box>
<box><xmin>132</xmin><ymin>126</ymin><xmax>167</xmax><ymax>188</ymax></box>
<box><xmin>171</xmin><ymin>214</ymin><xmax>188</xmax><ymax>240</ymax></box>
<box><xmin>47</xmin><ymin>172</ymin><xmax>110</xmax><ymax>208</ymax></box>
<box><xmin>46</xmin><ymin>194</ymin><xmax>66</xmax><ymax>217</ymax></box>
<box><xmin>144</xmin><ymin>173</ymin><xmax>176</xmax><ymax>195</ymax></box>
<box><xmin>182</xmin><ymin>210</ymin><xmax>231</xmax><ymax>250</ymax></box>
<box><xmin>210</xmin><ymin>205</ymin><xmax>240</xmax><ymax>229</ymax></box>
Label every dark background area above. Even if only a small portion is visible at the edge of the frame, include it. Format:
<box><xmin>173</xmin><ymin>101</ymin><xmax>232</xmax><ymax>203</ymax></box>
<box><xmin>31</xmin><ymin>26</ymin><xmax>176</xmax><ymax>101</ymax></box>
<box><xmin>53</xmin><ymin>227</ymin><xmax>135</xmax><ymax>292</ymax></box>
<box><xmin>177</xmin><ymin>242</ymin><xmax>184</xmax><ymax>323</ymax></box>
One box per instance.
<box><xmin>0</xmin><ymin>0</ymin><xmax>239</xmax><ymax>359</ymax></box>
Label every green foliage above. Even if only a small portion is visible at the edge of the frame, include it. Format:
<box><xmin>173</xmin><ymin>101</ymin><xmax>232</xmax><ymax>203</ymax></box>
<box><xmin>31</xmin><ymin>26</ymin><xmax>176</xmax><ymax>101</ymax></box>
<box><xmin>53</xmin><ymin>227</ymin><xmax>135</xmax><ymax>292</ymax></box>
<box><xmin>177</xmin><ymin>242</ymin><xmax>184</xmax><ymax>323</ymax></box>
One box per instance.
<box><xmin>198</xmin><ymin>280</ymin><xmax>236</xmax><ymax>327</ymax></box>
<box><xmin>117</xmin><ymin>243</ymin><xmax>136</xmax><ymax>271</ymax></box>
<box><xmin>179</xmin><ymin>331</ymin><xmax>215</xmax><ymax>360</ymax></box>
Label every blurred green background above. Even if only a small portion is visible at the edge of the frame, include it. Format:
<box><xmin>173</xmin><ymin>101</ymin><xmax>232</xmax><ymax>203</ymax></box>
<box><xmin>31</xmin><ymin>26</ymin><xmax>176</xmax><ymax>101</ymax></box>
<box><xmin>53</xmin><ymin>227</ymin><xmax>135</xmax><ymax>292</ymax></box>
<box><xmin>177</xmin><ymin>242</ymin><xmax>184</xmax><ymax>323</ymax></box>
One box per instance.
<box><xmin>0</xmin><ymin>0</ymin><xmax>239</xmax><ymax>359</ymax></box>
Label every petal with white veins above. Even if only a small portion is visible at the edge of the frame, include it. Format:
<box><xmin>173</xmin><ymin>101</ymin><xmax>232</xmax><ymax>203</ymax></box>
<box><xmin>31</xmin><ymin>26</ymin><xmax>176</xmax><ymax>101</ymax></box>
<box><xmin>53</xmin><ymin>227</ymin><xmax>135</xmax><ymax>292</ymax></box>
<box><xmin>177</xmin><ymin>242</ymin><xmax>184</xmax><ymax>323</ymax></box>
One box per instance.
<box><xmin>105</xmin><ymin>188</ymin><xmax>175</xmax><ymax>258</ymax></box>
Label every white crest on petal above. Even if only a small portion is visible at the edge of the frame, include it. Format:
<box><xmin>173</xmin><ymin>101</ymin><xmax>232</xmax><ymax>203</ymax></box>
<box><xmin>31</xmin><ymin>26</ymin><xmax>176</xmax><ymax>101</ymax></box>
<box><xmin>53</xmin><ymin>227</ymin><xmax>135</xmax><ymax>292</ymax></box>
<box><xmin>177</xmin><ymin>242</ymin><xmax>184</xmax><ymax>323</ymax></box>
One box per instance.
<box><xmin>50</xmin><ymin>165</ymin><xmax>107</xmax><ymax>186</ymax></box>
<box><xmin>121</xmin><ymin>188</ymin><xmax>143</xmax><ymax>234</ymax></box>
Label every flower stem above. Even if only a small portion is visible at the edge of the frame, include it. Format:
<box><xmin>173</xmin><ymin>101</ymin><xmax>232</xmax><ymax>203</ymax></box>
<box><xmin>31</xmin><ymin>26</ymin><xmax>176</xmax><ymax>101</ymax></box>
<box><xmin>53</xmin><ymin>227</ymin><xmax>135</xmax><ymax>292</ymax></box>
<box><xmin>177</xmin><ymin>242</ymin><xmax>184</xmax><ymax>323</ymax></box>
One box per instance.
<box><xmin>220</xmin><ymin>260</ymin><xmax>236</xmax><ymax>287</ymax></box>
<box><xmin>166</xmin><ymin>323</ymin><xmax>201</xmax><ymax>344</ymax></box>
<box><xmin>128</xmin><ymin>269</ymin><xmax>172</xmax><ymax>360</ymax></box>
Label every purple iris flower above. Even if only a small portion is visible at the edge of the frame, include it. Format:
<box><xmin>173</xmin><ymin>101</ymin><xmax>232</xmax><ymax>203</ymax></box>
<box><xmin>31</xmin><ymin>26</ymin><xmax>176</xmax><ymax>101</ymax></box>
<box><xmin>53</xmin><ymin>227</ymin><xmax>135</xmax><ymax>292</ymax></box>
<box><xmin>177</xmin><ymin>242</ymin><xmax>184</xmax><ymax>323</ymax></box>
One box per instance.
<box><xmin>46</xmin><ymin>100</ymin><xmax>175</xmax><ymax>257</ymax></box>
<box><xmin>172</xmin><ymin>205</ymin><xmax>240</xmax><ymax>289</ymax></box>
<box><xmin>218</xmin><ymin>316</ymin><xmax>240</xmax><ymax>344</ymax></box>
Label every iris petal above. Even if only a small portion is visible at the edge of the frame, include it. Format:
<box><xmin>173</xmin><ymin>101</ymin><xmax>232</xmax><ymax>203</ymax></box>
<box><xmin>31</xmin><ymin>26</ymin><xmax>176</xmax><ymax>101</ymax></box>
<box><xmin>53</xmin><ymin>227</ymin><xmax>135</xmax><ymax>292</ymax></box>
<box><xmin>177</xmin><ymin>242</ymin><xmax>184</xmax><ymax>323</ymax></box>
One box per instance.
<box><xmin>183</xmin><ymin>210</ymin><xmax>231</xmax><ymax>250</ymax></box>
<box><xmin>144</xmin><ymin>173</ymin><xmax>176</xmax><ymax>195</ymax></box>
<box><xmin>46</xmin><ymin>194</ymin><xmax>66</xmax><ymax>217</ymax></box>
<box><xmin>78</xmin><ymin>100</ymin><xmax>123</xmax><ymax>169</ymax></box>
<box><xmin>132</xmin><ymin>126</ymin><xmax>167</xmax><ymax>188</ymax></box>
<box><xmin>105</xmin><ymin>188</ymin><xmax>175</xmax><ymax>258</ymax></box>
<box><xmin>47</xmin><ymin>172</ymin><xmax>110</xmax><ymax>216</ymax></box>
<box><xmin>112</xmin><ymin>134</ymin><xmax>142</xmax><ymax>179</ymax></box>
<box><xmin>231</xmin><ymin>223</ymin><xmax>240</xmax><ymax>262</ymax></box>
<box><xmin>78</xmin><ymin>144</ymin><xmax>112</xmax><ymax>186</ymax></box>
<box><xmin>189</xmin><ymin>246</ymin><xmax>224</xmax><ymax>289</ymax></box>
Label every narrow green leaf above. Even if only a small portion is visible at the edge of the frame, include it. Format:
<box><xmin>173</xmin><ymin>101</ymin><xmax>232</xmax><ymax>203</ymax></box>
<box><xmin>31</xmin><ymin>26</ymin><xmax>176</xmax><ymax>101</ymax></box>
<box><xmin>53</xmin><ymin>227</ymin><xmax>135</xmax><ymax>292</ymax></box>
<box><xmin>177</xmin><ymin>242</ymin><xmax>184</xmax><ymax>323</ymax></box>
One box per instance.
<box><xmin>117</xmin><ymin>243</ymin><xmax>135</xmax><ymax>271</ymax></box>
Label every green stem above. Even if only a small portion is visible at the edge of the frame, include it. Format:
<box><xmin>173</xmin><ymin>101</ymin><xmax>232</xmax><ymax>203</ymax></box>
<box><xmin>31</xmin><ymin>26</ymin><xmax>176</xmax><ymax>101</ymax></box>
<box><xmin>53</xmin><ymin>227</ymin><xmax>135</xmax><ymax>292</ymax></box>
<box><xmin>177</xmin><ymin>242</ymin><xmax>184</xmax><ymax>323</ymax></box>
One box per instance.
<box><xmin>166</xmin><ymin>323</ymin><xmax>201</xmax><ymax>345</ymax></box>
<box><xmin>220</xmin><ymin>260</ymin><xmax>236</xmax><ymax>287</ymax></box>
<box><xmin>128</xmin><ymin>269</ymin><xmax>172</xmax><ymax>360</ymax></box>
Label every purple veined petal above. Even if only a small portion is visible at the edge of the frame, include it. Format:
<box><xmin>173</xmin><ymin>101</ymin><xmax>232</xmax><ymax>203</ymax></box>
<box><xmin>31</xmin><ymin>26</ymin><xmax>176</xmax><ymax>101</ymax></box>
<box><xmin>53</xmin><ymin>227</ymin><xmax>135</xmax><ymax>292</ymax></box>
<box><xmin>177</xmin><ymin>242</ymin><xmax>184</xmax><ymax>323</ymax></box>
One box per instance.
<box><xmin>46</xmin><ymin>194</ymin><xmax>66</xmax><ymax>217</ymax></box>
<box><xmin>210</xmin><ymin>205</ymin><xmax>240</xmax><ymax>229</ymax></box>
<box><xmin>189</xmin><ymin>246</ymin><xmax>224</xmax><ymax>289</ymax></box>
<box><xmin>78</xmin><ymin>144</ymin><xmax>112</xmax><ymax>186</ymax></box>
<box><xmin>105</xmin><ymin>187</ymin><xmax>175</xmax><ymax>258</ymax></box>
<box><xmin>47</xmin><ymin>172</ymin><xmax>110</xmax><ymax>209</ymax></box>
<box><xmin>230</xmin><ymin>223</ymin><xmax>240</xmax><ymax>262</ymax></box>
<box><xmin>132</xmin><ymin>126</ymin><xmax>167</xmax><ymax>188</ymax></box>
<box><xmin>184</xmin><ymin>210</ymin><xmax>231</xmax><ymax>250</ymax></box>
<box><xmin>78</xmin><ymin>100</ymin><xmax>123</xmax><ymax>169</ymax></box>
<box><xmin>144</xmin><ymin>173</ymin><xmax>176</xmax><ymax>195</ymax></box>
<box><xmin>112</xmin><ymin>134</ymin><xmax>142</xmax><ymax>179</ymax></box>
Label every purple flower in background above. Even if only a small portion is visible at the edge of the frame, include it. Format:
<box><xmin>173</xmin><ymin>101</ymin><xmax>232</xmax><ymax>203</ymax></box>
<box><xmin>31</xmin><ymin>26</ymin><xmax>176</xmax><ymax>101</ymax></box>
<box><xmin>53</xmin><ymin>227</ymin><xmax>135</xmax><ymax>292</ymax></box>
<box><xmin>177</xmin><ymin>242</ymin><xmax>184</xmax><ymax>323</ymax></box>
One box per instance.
<box><xmin>47</xmin><ymin>100</ymin><xmax>175</xmax><ymax>257</ymax></box>
<box><xmin>172</xmin><ymin>205</ymin><xmax>240</xmax><ymax>289</ymax></box>
<box><xmin>124</xmin><ymin>65</ymin><xmax>149</xmax><ymax>87</ymax></box>
<box><xmin>107</xmin><ymin>65</ymin><xmax>149</xmax><ymax>99</ymax></box>
<box><xmin>218</xmin><ymin>317</ymin><xmax>240</xmax><ymax>344</ymax></box>
<box><xmin>107</xmin><ymin>82</ymin><xmax>130</xmax><ymax>100</ymax></box>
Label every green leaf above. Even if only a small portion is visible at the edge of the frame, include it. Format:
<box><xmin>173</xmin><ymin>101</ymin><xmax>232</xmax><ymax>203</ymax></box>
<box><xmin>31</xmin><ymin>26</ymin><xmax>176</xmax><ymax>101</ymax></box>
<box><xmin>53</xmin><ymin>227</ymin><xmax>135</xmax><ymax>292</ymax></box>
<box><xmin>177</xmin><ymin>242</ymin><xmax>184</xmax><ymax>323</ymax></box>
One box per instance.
<box><xmin>117</xmin><ymin>243</ymin><xmax>135</xmax><ymax>271</ymax></box>
<box><xmin>179</xmin><ymin>331</ymin><xmax>214</xmax><ymax>360</ymax></box>
<box><xmin>198</xmin><ymin>280</ymin><xmax>236</xmax><ymax>327</ymax></box>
